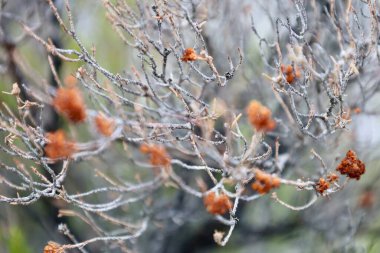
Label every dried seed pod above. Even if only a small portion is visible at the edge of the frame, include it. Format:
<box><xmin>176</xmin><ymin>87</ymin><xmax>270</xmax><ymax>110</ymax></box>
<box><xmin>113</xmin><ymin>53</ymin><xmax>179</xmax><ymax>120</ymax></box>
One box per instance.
<box><xmin>316</xmin><ymin>178</ymin><xmax>330</xmax><ymax>194</ymax></box>
<box><xmin>95</xmin><ymin>113</ymin><xmax>115</xmax><ymax>137</ymax></box>
<box><xmin>181</xmin><ymin>48</ymin><xmax>198</xmax><ymax>62</ymax></box>
<box><xmin>281</xmin><ymin>64</ymin><xmax>301</xmax><ymax>84</ymax></box>
<box><xmin>140</xmin><ymin>144</ymin><xmax>171</xmax><ymax>167</ymax></box>
<box><xmin>44</xmin><ymin>130</ymin><xmax>76</xmax><ymax>159</ymax></box>
<box><xmin>43</xmin><ymin>241</ymin><xmax>63</xmax><ymax>253</ymax></box>
<box><xmin>327</xmin><ymin>173</ymin><xmax>339</xmax><ymax>183</ymax></box>
<box><xmin>251</xmin><ymin>169</ymin><xmax>281</xmax><ymax>194</ymax></box>
<box><xmin>246</xmin><ymin>100</ymin><xmax>276</xmax><ymax>132</ymax></box>
<box><xmin>203</xmin><ymin>192</ymin><xmax>232</xmax><ymax>215</ymax></box>
<box><xmin>336</xmin><ymin>150</ymin><xmax>365</xmax><ymax>180</ymax></box>
<box><xmin>53</xmin><ymin>86</ymin><xmax>86</xmax><ymax>123</ymax></box>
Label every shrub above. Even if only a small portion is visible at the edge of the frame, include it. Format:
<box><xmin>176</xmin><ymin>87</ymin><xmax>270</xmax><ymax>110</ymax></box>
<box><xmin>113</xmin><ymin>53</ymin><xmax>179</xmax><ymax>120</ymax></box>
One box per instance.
<box><xmin>0</xmin><ymin>0</ymin><xmax>377</xmax><ymax>252</ymax></box>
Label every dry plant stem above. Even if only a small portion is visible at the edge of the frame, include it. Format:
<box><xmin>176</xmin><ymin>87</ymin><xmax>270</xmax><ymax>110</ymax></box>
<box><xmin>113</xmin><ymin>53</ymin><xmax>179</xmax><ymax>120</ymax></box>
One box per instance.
<box><xmin>271</xmin><ymin>192</ymin><xmax>318</xmax><ymax>211</ymax></box>
<box><xmin>59</xmin><ymin>219</ymin><xmax>148</xmax><ymax>251</ymax></box>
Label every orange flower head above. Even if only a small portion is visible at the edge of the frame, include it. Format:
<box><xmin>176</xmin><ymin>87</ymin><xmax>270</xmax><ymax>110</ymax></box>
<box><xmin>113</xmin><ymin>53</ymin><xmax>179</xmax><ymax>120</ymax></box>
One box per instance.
<box><xmin>281</xmin><ymin>64</ymin><xmax>301</xmax><ymax>84</ymax></box>
<box><xmin>203</xmin><ymin>191</ymin><xmax>232</xmax><ymax>215</ymax></box>
<box><xmin>336</xmin><ymin>150</ymin><xmax>365</xmax><ymax>180</ymax></box>
<box><xmin>44</xmin><ymin>130</ymin><xmax>76</xmax><ymax>159</ymax></box>
<box><xmin>95</xmin><ymin>113</ymin><xmax>115</xmax><ymax>137</ymax></box>
<box><xmin>140</xmin><ymin>144</ymin><xmax>171</xmax><ymax>167</ymax></box>
<box><xmin>327</xmin><ymin>173</ymin><xmax>339</xmax><ymax>183</ymax></box>
<box><xmin>53</xmin><ymin>86</ymin><xmax>86</xmax><ymax>123</ymax></box>
<box><xmin>44</xmin><ymin>241</ymin><xmax>63</xmax><ymax>253</ymax></box>
<box><xmin>181</xmin><ymin>48</ymin><xmax>198</xmax><ymax>62</ymax></box>
<box><xmin>316</xmin><ymin>178</ymin><xmax>330</xmax><ymax>194</ymax></box>
<box><xmin>251</xmin><ymin>169</ymin><xmax>280</xmax><ymax>194</ymax></box>
<box><xmin>246</xmin><ymin>100</ymin><xmax>276</xmax><ymax>132</ymax></box>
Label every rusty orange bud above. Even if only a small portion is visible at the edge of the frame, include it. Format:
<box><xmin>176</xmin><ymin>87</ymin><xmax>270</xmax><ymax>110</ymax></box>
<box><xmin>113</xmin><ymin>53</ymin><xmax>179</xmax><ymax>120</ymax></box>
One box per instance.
<box><xmin>140</xmin><ymin>144</ymin><xmax>171</xmax><ymax>167</ymax></box>
<box><xmin>281</xmin><ymin>64</ymin><xmax>301</xmax><ymax>84</ymax></box>
<box><xmin>181</xmin><ymin>48</ymin><xmax>198</xmax><ymax>62</ymax></box>
<box><xmin>246</xmin><ymin>100</ymin><xmax>276</xmax><ymax>132</ymax></box>
<box><xmin>327</xmin><ymin>173</ymin><xmax>339</xmax><ymax>183</ymax></box>
<box><xmin>95</xmin><ymin>113</ymin><xmax>115</xmax><ymax>137</ymax></box>
<box><xmin>43</xmin><ymin>241</ymin><xmax>63</xmax><ymax>253</ymax></box>
<box><xmin>203</xmin><ymin>192</ymin><xmax>232</xmax><ymax>215</ymax></box>
<box><xmin>316</xmin><ymin>178</ymin><xmax>330</xmax><ymax>194</ymax></box>
<box><xmin>53</xmin><ymin>86</ymin><xmax>86</xmax><ymax>123</ymax></box>
<box><xmin>251</xmin><ymin>169</ymin><xmax>280</xmax><ymax>194</ymax></box>
<box><xmin>44</xmin><ymin>130</ymin><xmax>76</xmax><ymax>159</ymax></box>
<box><xmin>336</xmin><ymin>150</ymin><xmax>365</xmax><ymax>180</ymax></box>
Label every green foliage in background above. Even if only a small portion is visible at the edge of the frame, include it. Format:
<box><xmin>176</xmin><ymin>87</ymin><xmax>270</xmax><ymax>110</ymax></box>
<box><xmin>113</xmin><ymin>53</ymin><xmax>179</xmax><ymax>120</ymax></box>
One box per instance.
<box><xmin>7</xmin><ymin>227</ymin><xmax>32</xmax><ymax>253</ymax></box>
